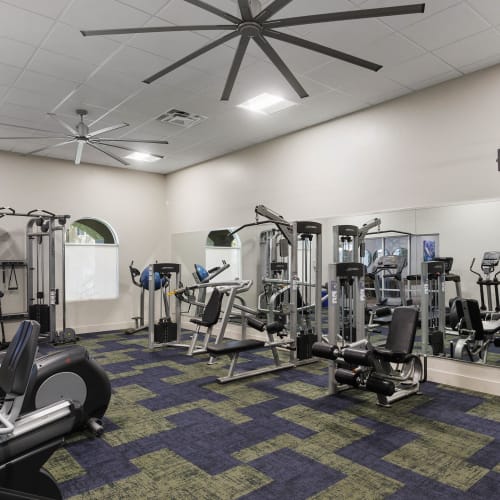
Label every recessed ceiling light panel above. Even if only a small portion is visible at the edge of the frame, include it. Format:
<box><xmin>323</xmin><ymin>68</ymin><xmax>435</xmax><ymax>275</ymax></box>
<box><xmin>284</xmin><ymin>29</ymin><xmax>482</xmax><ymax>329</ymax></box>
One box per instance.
<box><xmin>237</xmin><ymin>93</ymin><xmax>296</xmax><ymax>114</ymax></box>
<box><xmin>125</xmin><ymin>151</ymin><xmax>161</xmax><ymax>162</ymax></box>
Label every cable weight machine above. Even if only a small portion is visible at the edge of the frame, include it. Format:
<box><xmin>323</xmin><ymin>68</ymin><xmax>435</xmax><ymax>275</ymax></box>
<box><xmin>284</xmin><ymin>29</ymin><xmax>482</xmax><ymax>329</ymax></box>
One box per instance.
<box><xmin>0</xmin><ymin>207</ymin><xmax>75</xmax><ymax>344</ymax></box>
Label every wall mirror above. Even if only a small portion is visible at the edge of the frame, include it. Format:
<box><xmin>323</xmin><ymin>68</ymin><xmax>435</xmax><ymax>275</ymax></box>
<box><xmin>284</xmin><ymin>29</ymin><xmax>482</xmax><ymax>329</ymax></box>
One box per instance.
<box><xmin>172</xmin><ymin>199</ymin><xmax>500</xmax><ymax>368</ymax></box>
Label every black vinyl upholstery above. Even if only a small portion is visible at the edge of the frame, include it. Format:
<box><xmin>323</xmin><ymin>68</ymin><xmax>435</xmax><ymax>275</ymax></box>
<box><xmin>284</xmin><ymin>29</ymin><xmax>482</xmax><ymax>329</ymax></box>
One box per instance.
<box><xmin>190</xmin><ymin>288</ymin><xmax>223</xmax><ymax>327</ymax></box>
<box><xmin>374</xmin><ymin>307</ymin><xmax>418</xmax><ymax>363</ymax></box>
<box><xmin>0</xmin><ymin>321</ymin><xmax>39</xmax><ymax>396</ymax></box>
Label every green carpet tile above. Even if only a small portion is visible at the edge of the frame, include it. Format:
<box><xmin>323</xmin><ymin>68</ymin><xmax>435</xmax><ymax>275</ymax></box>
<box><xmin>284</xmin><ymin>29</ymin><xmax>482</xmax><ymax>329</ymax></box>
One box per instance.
<box><xmin>42</xmin><ymin>330</ymin><xmax>500</xmax><ymax>499</ymax></box>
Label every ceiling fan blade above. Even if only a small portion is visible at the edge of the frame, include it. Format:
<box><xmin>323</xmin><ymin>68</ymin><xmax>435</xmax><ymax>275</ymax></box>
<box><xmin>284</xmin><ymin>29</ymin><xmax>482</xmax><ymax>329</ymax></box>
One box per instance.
<box><xmin>26</xmin><ymin>139</ymin><xmax>76</xmax><ymax>155</ymax></box>
<box><xmin>81</xmin><ymin>24</ymin><xmax>235</xmax><ymax>36</ymax></box>
<box><xmin>47</xmin><ymin>113</ymin><xmax>77</xmax><ymax>135</ymax></box>
<box><xmin>253</xmin><ymin>34</ymin><xmax>308</xmax><ymax>98</ymax></box>
<box><xmin>238</xmin><ymin>0</ymin><xmax>253</xmax><ymax>21</ymax></box>
<box><xmin>88</xmin><ymin>143</ymin><xmax>129</xmax><ymax>166</ymax></box>
<box><xmin>255</xmin><ymin>0</ymin><xmax>294</xmax><ymax>22</ymax></box>
<box><xmin>75</xmin><ymin>141</ymin><xmax>84</xmax><ymax>165</ymax></box>
<box><xmin>87</xmin><ymin>122</ymin><xmax>129</xmax><ymax>138</ymax></box>
<box><xmin>0</xmin><ymin>136</ymin><xmax>71</xmax><ymax>140</ymax></box>
<box><xmin>264</xmin><ymin>3</ymin><xmax>426</xmax><ymax>28</ymax></box>
<box><xmin>92</xmin><ymin>141</ymin><xmax>164</xmax><ymax>158</ymax></box>
<box><xmin>93</xmin><ymin>138</ymin><xmax>169</xmax><ymax>144</ymax></box>
<box><xmin>184</xmin><ymin>0</ymin><xmax>241</xmax><ymax>23</ymax></box>
<box><xmin>221</xmin><ymin>35</ymin><xmax>250</xmax><ymax>101</ymax></box>
<box><xmin>143</xmin><ymin>31</ymin><xmax>240</xmax><ymax>84</ymax></box>
<box><xmin>264</xmin><ymin>29</ymin><xmax>382</xmax><ymax>71</ymax></box>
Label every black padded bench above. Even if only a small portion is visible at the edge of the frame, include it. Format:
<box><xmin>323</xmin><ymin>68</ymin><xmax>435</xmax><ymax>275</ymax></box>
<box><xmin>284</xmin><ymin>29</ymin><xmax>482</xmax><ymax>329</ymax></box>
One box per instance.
<box><xmin>207</xmin><ymin>339</ymin><xmax>264</xmax><ymax>355</ymax></box>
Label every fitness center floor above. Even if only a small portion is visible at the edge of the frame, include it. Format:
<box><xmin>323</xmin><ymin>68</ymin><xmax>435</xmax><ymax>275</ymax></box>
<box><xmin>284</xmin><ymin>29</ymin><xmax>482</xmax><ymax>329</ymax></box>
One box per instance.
<box><xmin>42</xmin><ymin>331</ymin><xmax>500</xmax><ymax>499</ymax></box>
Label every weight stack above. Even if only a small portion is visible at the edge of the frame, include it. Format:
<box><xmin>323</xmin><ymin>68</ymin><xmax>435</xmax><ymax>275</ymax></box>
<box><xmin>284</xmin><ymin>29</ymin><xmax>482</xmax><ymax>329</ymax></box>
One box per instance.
<box><xmin>297</xmin><ymin>332</ymin><xmax>317</xmax><ymax>360</ymax></box>
<box><xmin>429</xmin><ymin>331</ymin><xmax>444</xmax><ymax>355</ymax></box>
<box><xmin>29</xmin><ymin>304</ymin><xmax>50</xmax><ymax>334</ymax></box>
<box><xmin>154</xmin><ymin>319</ymin><xmax>178</xmax><ymax>344</ymax></box>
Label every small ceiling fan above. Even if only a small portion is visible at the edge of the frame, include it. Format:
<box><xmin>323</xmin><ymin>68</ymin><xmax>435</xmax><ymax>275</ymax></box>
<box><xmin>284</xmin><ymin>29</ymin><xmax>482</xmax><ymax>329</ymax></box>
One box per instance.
<box><xmin>81</xmin><ymin>0</ymin><xmax>425</xmax><ymax>101</ymax></box>
<box><xmin>0</xmin><ymin>109</ymin><xmax>168</xmax><ymax>166</ymax></box>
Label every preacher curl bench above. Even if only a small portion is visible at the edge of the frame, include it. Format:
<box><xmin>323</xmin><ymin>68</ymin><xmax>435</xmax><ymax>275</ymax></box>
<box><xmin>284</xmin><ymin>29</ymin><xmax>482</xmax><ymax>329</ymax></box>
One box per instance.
<box><xmin>313</xmin><ymin>307</ymin><xmax>425</xmax><ymax>407</ymax></box>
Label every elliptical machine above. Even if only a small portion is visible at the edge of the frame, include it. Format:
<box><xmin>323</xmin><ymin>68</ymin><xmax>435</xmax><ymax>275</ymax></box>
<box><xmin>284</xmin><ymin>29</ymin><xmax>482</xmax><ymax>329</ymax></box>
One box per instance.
<box><xmin>470</xmin><ymin>252</ymin><xmax>500</xmax><ymax>312</ymax></box>
<box><xmin>0</xmin><ymin>324</ymin><xmax>111</xmax><ymax>436</ymax></box>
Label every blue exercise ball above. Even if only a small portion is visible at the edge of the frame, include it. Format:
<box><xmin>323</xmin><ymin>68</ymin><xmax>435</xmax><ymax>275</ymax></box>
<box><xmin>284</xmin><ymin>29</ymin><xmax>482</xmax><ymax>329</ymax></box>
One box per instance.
<box><xmin>140</xmin><ymin>268</ymin><xmax>167</xmax><ymax>290</ymax></box>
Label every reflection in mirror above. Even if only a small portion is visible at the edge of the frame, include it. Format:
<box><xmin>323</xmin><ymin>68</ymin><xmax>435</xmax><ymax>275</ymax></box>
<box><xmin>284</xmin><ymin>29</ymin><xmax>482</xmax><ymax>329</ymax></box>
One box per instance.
<box><xmin>172</xmin><ymin>199</ymin><xmax>500</xmax><ymax>368</ymax></box>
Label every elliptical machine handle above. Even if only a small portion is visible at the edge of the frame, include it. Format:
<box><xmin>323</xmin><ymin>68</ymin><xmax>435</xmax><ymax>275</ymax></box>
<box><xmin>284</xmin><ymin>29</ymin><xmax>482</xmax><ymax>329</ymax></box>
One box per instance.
<box><xmin>129</xmin><ymin>261</ymin><xmax>142</xmax><ymax>288</ymax></box>
<box><xmin>470</xmin><ymin>258</ymin><xmax>482</xmax><ymax>280</ymax></box>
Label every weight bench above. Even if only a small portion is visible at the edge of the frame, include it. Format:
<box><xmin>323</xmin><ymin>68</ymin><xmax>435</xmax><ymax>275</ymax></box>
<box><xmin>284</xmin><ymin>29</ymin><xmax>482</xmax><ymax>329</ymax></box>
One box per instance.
<box><xmin>206</xmin><ymin>320</ymin><xmax>294</xmax><ymax>383</ymax></box>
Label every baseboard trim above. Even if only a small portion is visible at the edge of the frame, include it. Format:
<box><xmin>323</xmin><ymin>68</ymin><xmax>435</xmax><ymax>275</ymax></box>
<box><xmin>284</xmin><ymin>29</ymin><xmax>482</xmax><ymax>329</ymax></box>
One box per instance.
<box><xmin>426</xmin><ymin>356</ymin><xmax>500</xmax><ymax>396</ymax></box>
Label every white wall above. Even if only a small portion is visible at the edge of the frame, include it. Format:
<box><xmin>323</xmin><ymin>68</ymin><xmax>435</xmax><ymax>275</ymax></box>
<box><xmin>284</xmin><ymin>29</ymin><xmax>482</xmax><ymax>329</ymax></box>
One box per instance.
<box><xmin>164</xmin><ymin>64</ymin><xmax>500</xmax><ymax>238</ymax></box>
<box><xmin>0</xmin><ymin>151</ymin><xmax>167</xmax><ymax>337</ymax></box>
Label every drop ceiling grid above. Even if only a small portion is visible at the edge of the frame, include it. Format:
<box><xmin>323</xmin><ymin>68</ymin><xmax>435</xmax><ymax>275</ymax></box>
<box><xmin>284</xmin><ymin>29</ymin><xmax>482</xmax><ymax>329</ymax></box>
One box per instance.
<box><xmin>0</xmin><ymin>0</ymin><xmax>498</xmax><ymax>172</ymax></box>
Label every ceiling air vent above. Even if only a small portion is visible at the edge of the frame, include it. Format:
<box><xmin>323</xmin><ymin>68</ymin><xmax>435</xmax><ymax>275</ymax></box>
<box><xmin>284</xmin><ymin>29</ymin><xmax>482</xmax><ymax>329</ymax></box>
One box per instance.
<box><xmin>157</xmin><ymin>109</ymin><xmax>207</xmax><ymax>129</ymax></box>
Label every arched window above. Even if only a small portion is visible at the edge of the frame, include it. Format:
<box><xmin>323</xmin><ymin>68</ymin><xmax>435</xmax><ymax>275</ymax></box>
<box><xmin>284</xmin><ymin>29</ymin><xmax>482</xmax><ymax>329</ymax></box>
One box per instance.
<box><xmin>205</xmin><ymin>229</ymin><xmax>241</xmax><ymax>281</ymax></box>
<box><xmin>65</xmin><ymin>218</ymin><xmax>119</xmax><ymax>301</ymax></box>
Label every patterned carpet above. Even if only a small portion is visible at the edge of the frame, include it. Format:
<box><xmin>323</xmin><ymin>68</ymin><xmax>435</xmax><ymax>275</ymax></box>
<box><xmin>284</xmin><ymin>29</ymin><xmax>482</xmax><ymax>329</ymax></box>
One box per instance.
<box><xmin>44</xmin><ymin>330</ymin><xmax>500</xmax><ymax>500</ymax></box>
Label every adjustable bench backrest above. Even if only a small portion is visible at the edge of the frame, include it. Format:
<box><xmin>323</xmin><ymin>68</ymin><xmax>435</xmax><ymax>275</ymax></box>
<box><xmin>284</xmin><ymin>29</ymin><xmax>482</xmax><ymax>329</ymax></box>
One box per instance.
<box><xmin>456</xmin><ymin>299</ymin><xmax>485</xmax><ymax>341</ymax></box>
<box><xmin>0</xmin><ymin>321</ymin><xmax>39</xmax><ymax>396</ymax></box>
<box><xmin>201</xmin><ymin>288</ymin><xmax>224</xmax><ymax>326</ymax></box>
<box><xmin>385</xmin><ymin>307</ymin><xmax>418</xmax><ymax>354</ymax></box>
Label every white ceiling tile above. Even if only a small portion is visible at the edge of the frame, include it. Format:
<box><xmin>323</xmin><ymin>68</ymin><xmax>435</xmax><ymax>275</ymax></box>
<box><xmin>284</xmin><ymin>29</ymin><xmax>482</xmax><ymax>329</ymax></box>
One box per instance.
<box><xmin>116</xmin><ymin>0</ymin><xmax>171</xmax><ymax>16</ymax></box>
<box><xmin>306</xmin><ymin>58</ymin><xmax>410</xmax><ymax>103</ymax></box>
<box><xmin>0</xmin><ymin>0</ymin><xmax>70</xmax><ymax>19</ymax></box>
<box><xmin>356</xmin><ymin>32</ymin><xmax>426</xmax><ymax>68</ymax></box>
<box><xmin>0</xmin><ymin>38</ymin><xmax>36</xmax><ymax>69</ymax></box>
<box><xmin>115</xmin><ymin>83</ymin><xmax>198</xmax><ymax>118</ymax></box>
<box><xmin>0</xmin><ymin>104</ymin><xmax>60</xmax><ymax>130</ymax></box>
<box><xmin>264</xmin><ymin>36</ymin><xmax>341</xmax><ymax>76</ymax></box>
<box><xmin>101</xmin><ymin>46</ymin><xmax>170</xmax><ymax>81</ymax></box>
<box><xmin>0</xmin><ymin>64</ymin><xmax>22</xmax><ymax>86</ymax></box>
<box><xmin>356</xmin><ymin>0</ymin><xmax>461</xmax><ymax>30</ymax></box>
<box><xmin>466</xmin><ymin>0</ymin><xmax>500</xmax><ymax>25</ymax></box>
<box><xmin>14</xmin><ymin>70</ymin><xmax>77</xmax><ymax>97</ymax></box>
<box><xmin>307</xmin><ymin>17</ymin><xmax>394</xmax><ymax>55</ymax></box>
<box><xmin>27</xmin><ymin>49</ymin><xmax>98</xmax><ymax>83</ymax></box>
<box><xmin>382</xmin><ymin>53</ymin><xmax>461</xmax><ymax>89</ymax></box>
<box><xmin>402</xmin><ymin>2</ymin><xmax>490</xmax><ymax>51</ymax></box>
<box><xmin>61</xmin><ymin>0</ymin><xmax>151</xmax><ymax>30</ymax></box>
<box><xmin>434</xmin><ymin>28</ymin><xmax>500</xmax><ymax>70</ymax></box>
<box><xmin>157</xmin><ymin>0</ymin><xmax>239</xmax><ymax>26</ymax></box>
<box><xmin>42</xmin><ymin>22</ymin><xmax>121</xmax><ymax>65</ymax></box>
<box><xmin>458</xmin><ymin>53</ymin><xmax>500</xmax><ymax>74</ymax></box>
<box><xmin>4</xmin><ymin>87</ymin><xmax>65</xmax><ymax>111</ymax></box>
<box><xmin>267</xmin><ymin>0</ymin><xmax>356</xmax><ymax>35</ymax></box>
<box><xmin>85</xmin><ymin>70</ymin><xmax>142</xmax><ymax>100</ymax></box>
<box><xmin>0</xmin><ymin>2</ymin><xmax>54</xmax><ymax>45</ymax></box>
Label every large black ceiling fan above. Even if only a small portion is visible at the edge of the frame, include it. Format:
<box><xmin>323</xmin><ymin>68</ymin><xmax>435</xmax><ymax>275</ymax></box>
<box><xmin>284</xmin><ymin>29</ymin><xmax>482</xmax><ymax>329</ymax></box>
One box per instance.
<box><xmin>0</xmin><ymin>109</ymin><xmax>168</xmax><ymax>166</ymax></box>
<box><xmin>81</xmin><ymin>0</ymin><xmax>425</xmax><ymax>101</ymax></box>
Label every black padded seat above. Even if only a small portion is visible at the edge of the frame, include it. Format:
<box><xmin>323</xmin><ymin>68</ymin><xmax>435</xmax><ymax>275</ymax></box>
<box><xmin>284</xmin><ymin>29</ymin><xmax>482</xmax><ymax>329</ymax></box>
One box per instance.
<box><xmin>207</xmin><ymin>339</ymin><xmax>264</xmax><ymax>355</ymax></box>
<box><xmin>372</xmin><ymin>347</ymin><xmax>412</xmax><ymax>364</ymax></box>
<box><xmin>456</xmin><ymin>298</ymin><xmax>500</xmax><ymax>340</ymax></box>
<box><xmin>189</xmin><ymin>288</ymin><xmax>223</xmax><ymax>328</ymax></box>
<box><xmin>373</xmin><ymin>306</ymin><xmax>418</xmax><ymax>363</ymax></box>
